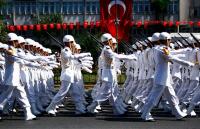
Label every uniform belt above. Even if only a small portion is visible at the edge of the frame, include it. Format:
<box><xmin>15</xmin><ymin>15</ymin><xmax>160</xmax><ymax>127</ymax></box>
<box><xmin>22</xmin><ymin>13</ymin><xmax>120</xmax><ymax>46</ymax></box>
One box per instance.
<box><xmin>104</xmin><ymin>66</ymin><xmax>114</xmax><ymax>69</ymax></box>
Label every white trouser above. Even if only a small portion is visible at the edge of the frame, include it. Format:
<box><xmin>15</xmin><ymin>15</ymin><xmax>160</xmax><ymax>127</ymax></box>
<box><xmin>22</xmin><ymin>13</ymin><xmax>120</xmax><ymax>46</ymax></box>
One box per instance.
<box><xmin>122</xmin><ymin>77</ymin><xmax>134</xmax><ymax>99</ymax></box>
<box><xmin>47</xmin><ymin>80</ymin><xmax>72</xmax><ymax>110</ymax></box>
<box><xmin>172</xmin><ymin>77</ymin><xmax>182</xmax><ymax>93</ymax></box>
<box><xmin>182</xmin><ymin>80</ymin><xmax>199</xmax><ymax>104</ymax></box>
<box><xmin>0</xmin><ymin>85</ymin><xmax>31</xmax><ymax>110</ymax></box>
<box><xmin>138</xmin><ymin>78</ymin><xmax>154</xmax><ymax>103</ymax></box>
<box><xmin>177</xmin><ymin>78</ymin><xmax>190</xmax><ymax>101</ymax></box>
<box><xmin>91</xmin><ymin>82</ymin><xmax>101</xmax><ymax>100</ymax></box>
<box><xmin>69</xmin><ymin>82</ymin><xmax>86</xmax><ymax>111</ymax></box>
<box><xmin>142</xmin><ymin>84</ymin><xmax>183</xmax><ymax>118</ymax></box>
<box><xmin>89</xmin><ymin>80</ymin><xmax>124</xmax><ymax>115</ymax></box>
<box><xmin>189</xmin><ymin>86</ymin><xmax>200</xmax><ymax>106</ymax></box>
<box><xmin>124</xmin><ymin>78</ymin><xmax>139</xmax><ymax>102</ymax></box>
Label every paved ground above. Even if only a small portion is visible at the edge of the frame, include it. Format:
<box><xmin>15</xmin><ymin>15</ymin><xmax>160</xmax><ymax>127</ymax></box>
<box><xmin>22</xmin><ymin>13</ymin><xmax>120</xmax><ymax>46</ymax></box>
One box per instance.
<box><xmin>0</xmin><ymin>115</ymin><xmax>200</xmax><ymax>129</ymax></box>
<box><xmin>0</xmin><ymin>96</ymin><xmax>200</xmax><ymax>129</ymax></box>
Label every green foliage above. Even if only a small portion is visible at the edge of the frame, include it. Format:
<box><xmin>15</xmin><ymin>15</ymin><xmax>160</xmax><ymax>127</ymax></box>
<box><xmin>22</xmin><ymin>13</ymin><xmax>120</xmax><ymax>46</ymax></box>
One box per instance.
<box><xmin>151</xmin><ymin>0</ymin><xmax>170</xmax><ymax>20</ymax></box>
<box><xmin>32</xmin><ymin>14</ymin><xmax>63</xmax><ymax>50</ymax></box>
<box><xmin>0</xmin><ymin>22</ymin><xmax>8</xmax><ymax>43</ymax></box>
<box><xmin>0</xmin><ymin>0</ymin><xmax>5</xmax><ymax>8</ymax></box>
<box><xmin>74</xmin><ymin>30</ymin><xmax>103</xmax><ymax>66</ymax></box>
<box><xmin>39</xmin><ymin>14</ymin><xmax>62</xmax><ymax>24</ymax></box>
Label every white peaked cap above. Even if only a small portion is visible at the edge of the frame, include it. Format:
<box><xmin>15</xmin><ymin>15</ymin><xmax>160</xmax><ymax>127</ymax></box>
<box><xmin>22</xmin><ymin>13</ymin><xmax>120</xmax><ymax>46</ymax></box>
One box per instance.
<box><xmin>46</xmin><ymin>48</ymin><xmax>52</xmax><ymax>53</ymax></box>
<box><xmin>25</xmin><ymin>38</ymin><xmax>33</xmax><ymax>45</ymax></box>
<box><xmin>0</xmin><ymin>42</ymin><xmax>9</xmax><ymax>50</ymax></box>
<box><xmin>34</xmin><ymin>42</ymin><xmax>40</xmax><ymax>48</ymax></box>
<box><xmin>63</xmin><ymin>35</ymin><xmax>75</xmax><ymax>43</ymax></box>
<box><xmin>152</xmin><ymin>32</ymin><xmax>160</xmax><ymax>42</ymax></box>
<box><xmin>159</xmin><ymin>32</ymin><xmax>172</xmax><ymax>40</ymax></box>
<box><xmin>18</xmin><ymin>36</ymin><xmax>26</xmax><ymax>44</ymax></box>
<box><xmin>187</xmin><ymin>37</ymin><xmax>195</xmax><ymax>44</ymax></box>
<box><xmin>132</xmin><ymin>44</ymin><xmax>137</xmax><ymax>49</ymax></box>
<box><xmin>75</xmin><ymin>44</ymin><xmax>81</xmax><ymax>49</ymax></box>
<box><xmin>32</xmin><ymin>40</ymin><xmax>39</xmax><ymax>47</ymax></box>
<box><xmin>7</xmin><ymin>33</ymin><xmax>18</xmax><ymax>41</ymax></box>
<box><xmin>112</xmin><ymin>37</ymin><xmax>117</xmax><ymax>44</ymax></box>
<box><xmin>101</xmin><ymin>33</ymin><xmax>112</xmax><ymax>42</ymax></box>
<box><xmin>147</xmin><ymin>37</ymin><xmax>152</xmax><ymax>42</ymax></box>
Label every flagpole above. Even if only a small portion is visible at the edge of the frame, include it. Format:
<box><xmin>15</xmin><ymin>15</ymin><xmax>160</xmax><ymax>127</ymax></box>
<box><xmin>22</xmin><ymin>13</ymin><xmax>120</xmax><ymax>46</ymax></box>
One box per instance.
<box><xmin>115</xmin><ymin>0</ymin><xmax>119</xmax><ymax>53</ymax></box>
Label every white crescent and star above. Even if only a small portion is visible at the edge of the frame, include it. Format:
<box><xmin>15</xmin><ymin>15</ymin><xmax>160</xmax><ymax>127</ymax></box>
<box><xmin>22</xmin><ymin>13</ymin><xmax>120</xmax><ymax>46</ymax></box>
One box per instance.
<box><xmin>108</xmin><ymin>0</ymin><xmax>126</xmax><ymax>16</ymax></box>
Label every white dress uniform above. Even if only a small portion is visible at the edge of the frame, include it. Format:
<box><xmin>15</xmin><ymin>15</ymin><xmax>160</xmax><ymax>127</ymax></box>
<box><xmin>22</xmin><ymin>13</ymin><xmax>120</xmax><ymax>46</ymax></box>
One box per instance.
<box><xmin>87</xmin><ymin>45</ymin><xmax>136</xmax><ymax>115</ymax></box>
<box><xmin>69</xmin><ymin>59</ymin><xmax>87</xmax><ymax>114</ymax></box>
<box><xmin>0</xmin><ymin>52</ymin><xmax>5</xmax><ymax>94</ymax></box>
<box><xmin>136</xmin><ymin>48</ymin><xmax>155</xmax><ymax>111</ymax></box>
<box><xmin>125</xmin><ymin>51</ymin><xmax>140</xmax><ymax>104</ymax></box>
<box><xmin>0</xmin><ymin>45</ymin><xmax>36</xmax><ymax>120</ymax></box>
<box><xmin>46</xmin><ymin>47</ymin><xmax>90</xmax><ymax>115</ymax></box>
<box><xmin>141</xmin><ymin>44</ymin><xmax>194</xmax><ymax>121</ymax></box>
<box><xmin>122</xmin><ymin>58</ymin><xmax>135</xmax><ymax>103</ymax></box>
<box><xmin>182</xmin><ymin>48</ymin><xmax>199</xmax><ymax>105</ymax></box>
<box><xmin>91</xmin><ymin>55</ymin><xmax>103</xmax><ymax>100</ymax></box>
<box><xmin>186</xmin><ymin>49</ymin><xmax>200</xmax><ymax>115</ymax></box>
<box><xmin>177</xmin><ymin>48</ymin><xmax>192</xmax><ymax>101</ymax></box>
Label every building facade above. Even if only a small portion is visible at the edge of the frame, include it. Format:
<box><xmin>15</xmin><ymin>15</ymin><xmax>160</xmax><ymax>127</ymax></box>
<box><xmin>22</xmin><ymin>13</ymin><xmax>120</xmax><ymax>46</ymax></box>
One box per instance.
<box><xmin>0</xmin><ymin>0</ymin><xmax>181</xmax><ymax>25</ymax></box>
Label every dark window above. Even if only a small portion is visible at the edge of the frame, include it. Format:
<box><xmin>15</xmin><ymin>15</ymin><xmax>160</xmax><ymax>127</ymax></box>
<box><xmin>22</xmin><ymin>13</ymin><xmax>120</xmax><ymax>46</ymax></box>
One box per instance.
<box><xmin>38</xmin><ymin>2</ymin><xmax>43</xmax><ymax>14</ymax></box>
<box><xmin>74</xmin><ymin>2</ymin><xmax>78</xmax><ymax>14</ymax></box>
<box><xmin>63</xmin><ymin>2</ymin><xmax>67</xmax><ymax>14</ymax></box>
<box><xmin>55</xmin><ymin>3</ymin><xmax>60</xmax><ymax>13</ymax></box>
<box><xmin>44</xmin><ymin>3</ymin><xmax>49</xmax><ymax>14</ymax></box>
<box><xmin>27</xmin><ymin>4</ymin><xmax>31</xmax><ymax>14</ymax></box>
<box><xmin>68</xmin><ymin>2</ymin><xmax>73</xmax><ymax>14</ymax></box>
<box><xmin>96</xmin><ymin>2</ymin><xmax>100</xmax><ymax>14</ymax></box>
<box><xmin>92</xmin><ymin>2</ymin><xmax>96</xmax><ymax>14</ymax></box>
<box><xmin>21</xmin><ymin>3</ymin><xmax>25</xmax><ymax>14</ymax></box>
<box><xmin>86</xmin><ymin>2</ymin><xmax>90</xmax><ymax>14</ymax></box>
<box><xmin>78</xmin><ymin>2</ymin><xmax>83</xmax><ymax>14</ymax></box>
<box><xmin>50</xmin><ymin>2</ymin><xmax>54</xmax><ymax>13</ymax></box>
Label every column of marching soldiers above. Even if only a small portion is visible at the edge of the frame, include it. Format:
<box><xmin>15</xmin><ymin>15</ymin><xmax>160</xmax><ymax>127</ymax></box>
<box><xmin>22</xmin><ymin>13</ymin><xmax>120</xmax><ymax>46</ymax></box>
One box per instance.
<box><xmin>0</xmin><ymin>32</ymin><xmax>200</xmax><ymax>122</ymax></box>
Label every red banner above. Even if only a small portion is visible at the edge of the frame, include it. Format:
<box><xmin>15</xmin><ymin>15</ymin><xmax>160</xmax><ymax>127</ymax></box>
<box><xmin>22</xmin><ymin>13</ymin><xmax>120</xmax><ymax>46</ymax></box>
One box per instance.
<box><xmin>100</xmin><ymin>0</ymin><xmax>132</xmax><ymax>42</ymax></box>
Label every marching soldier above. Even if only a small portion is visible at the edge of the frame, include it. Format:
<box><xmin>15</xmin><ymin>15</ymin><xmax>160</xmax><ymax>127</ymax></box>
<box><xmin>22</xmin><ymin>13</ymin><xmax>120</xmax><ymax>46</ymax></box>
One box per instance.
<box><xmin>46</xmin><ymin>35</ymin><xmax>91</xmax><ymax>116</ymax></box>
<box><xmin>141</xmin><ymin>32</ymin><xmax>194</xmax><ymax>121</ymax></box>
<box><xmin>87</xmin><ymin>33</ymin><xmax>136</xmax><ymax>115</ymax></box>
<box><xmin>0</xmin><ymin>33</ymin><xmax>36</xmax><ymax>120</ymax></box>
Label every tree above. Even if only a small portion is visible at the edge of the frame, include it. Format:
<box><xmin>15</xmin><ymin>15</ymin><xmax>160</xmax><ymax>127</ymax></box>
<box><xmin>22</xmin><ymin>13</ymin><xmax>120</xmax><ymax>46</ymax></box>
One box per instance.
<box><xmin>151</xmin><ymin>0</ymin><xmax>170</xmax><ymax>20</ymax></box>
<box><xmin>0</xmin><ymin>0</ymin><xmax>4</xmax><ymax>8</ymax></box>
<box><xmin>0</xmin><ymin>0</ymin><xmax>7</xmax><ymax>42</ymax></box>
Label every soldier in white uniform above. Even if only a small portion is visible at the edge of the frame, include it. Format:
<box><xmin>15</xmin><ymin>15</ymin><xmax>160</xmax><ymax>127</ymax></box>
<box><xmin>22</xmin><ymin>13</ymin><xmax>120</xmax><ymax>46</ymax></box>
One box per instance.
<box><xmin>46</xmin><ymin>35</ymin><xmax>91</xmax><ymax>116</ymax></box>
<box><xmin>0</xmin><ymin>33</ymin><xmax>36</xmax><ymax>120</ymax></box>
<box><xmin>181</xmin><ymin>37</ymin><xmax>199</xmax><ymax>116</ymax></box>
<box><xmin>141</xmin><ymin>32</ymin><xmax>194</xmax><ymax>121</ymax></box>
<box><xmin>87</xmin><ymin>33</ymin><xmax>136</xmax><ymax>115</ymax></box>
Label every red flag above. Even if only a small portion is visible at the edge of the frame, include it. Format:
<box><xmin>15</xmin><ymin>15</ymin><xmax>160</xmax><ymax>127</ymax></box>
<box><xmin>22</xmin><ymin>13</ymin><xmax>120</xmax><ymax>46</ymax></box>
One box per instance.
<box><xmin>100</xmin><ymin>0</ymin><xmax>132</xmax><ymax>42</ymax></box>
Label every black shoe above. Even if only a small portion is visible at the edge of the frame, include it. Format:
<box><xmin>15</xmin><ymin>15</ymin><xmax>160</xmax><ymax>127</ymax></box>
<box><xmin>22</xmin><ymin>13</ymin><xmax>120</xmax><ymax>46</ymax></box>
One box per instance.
<box><xmin>143</xmin><ymin>119</ymin><xmax>156</xmax><ymax>122</ymax></box>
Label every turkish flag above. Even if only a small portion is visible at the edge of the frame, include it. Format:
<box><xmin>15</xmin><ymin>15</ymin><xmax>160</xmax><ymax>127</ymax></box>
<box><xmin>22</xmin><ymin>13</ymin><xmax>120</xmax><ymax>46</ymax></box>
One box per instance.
<box><xmin>100</xmin><ymin>0</ymin><xmax>132</xmax><ymax>42</ymax></box>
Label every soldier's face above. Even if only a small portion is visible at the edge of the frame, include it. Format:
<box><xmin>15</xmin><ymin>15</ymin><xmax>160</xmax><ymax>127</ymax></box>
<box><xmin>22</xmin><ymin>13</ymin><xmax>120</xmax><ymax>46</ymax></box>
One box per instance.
<box><xmin>112</xmin><ymin>43</ymin><xmax>117</xmax><ymax>51</ymax></box>
<box><xmin>108</xmin><ymin>39</ymin><xmax>113</xmax><ymax>47</ymax></box>
<box><xmin>167</xmin><ymin>39</ymin><xmax>171</xmax><ymax>47</ymax></box>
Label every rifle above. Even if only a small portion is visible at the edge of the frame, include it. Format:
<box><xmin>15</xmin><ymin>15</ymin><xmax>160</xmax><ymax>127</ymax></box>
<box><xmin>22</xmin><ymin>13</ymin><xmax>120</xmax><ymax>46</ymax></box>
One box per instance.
<box><xmin>171</xmin><ymin>37</ymin><xmax>182</xmax><ymax>48</ymax></box>
<box><xmin>173</xmin><ymin>36</ymin><xmax>187</xmax><ymax>48</ymax></box>
<box><xmin>138</xmin><ymin>32</ymin><xmax>154</xmax><ymax>47</ymax></box>
<box><xmin>86</xmin><ymin>31</ymin><xmax>103</xmax><ymax>53</ymax></box>
<box><xmin>190</xmin><ymin>33</ymin><xmax>200</xmax><ymax>44</ymax></box>
<box><xmin>178</xmin><ymin>33</ymin><xmax>194</xmax><ymax>48</ymax></box>
<box><xmin>45</xmin><ymin>32</ymin><xmax>64</xmax><ymax>48</ymax></box>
